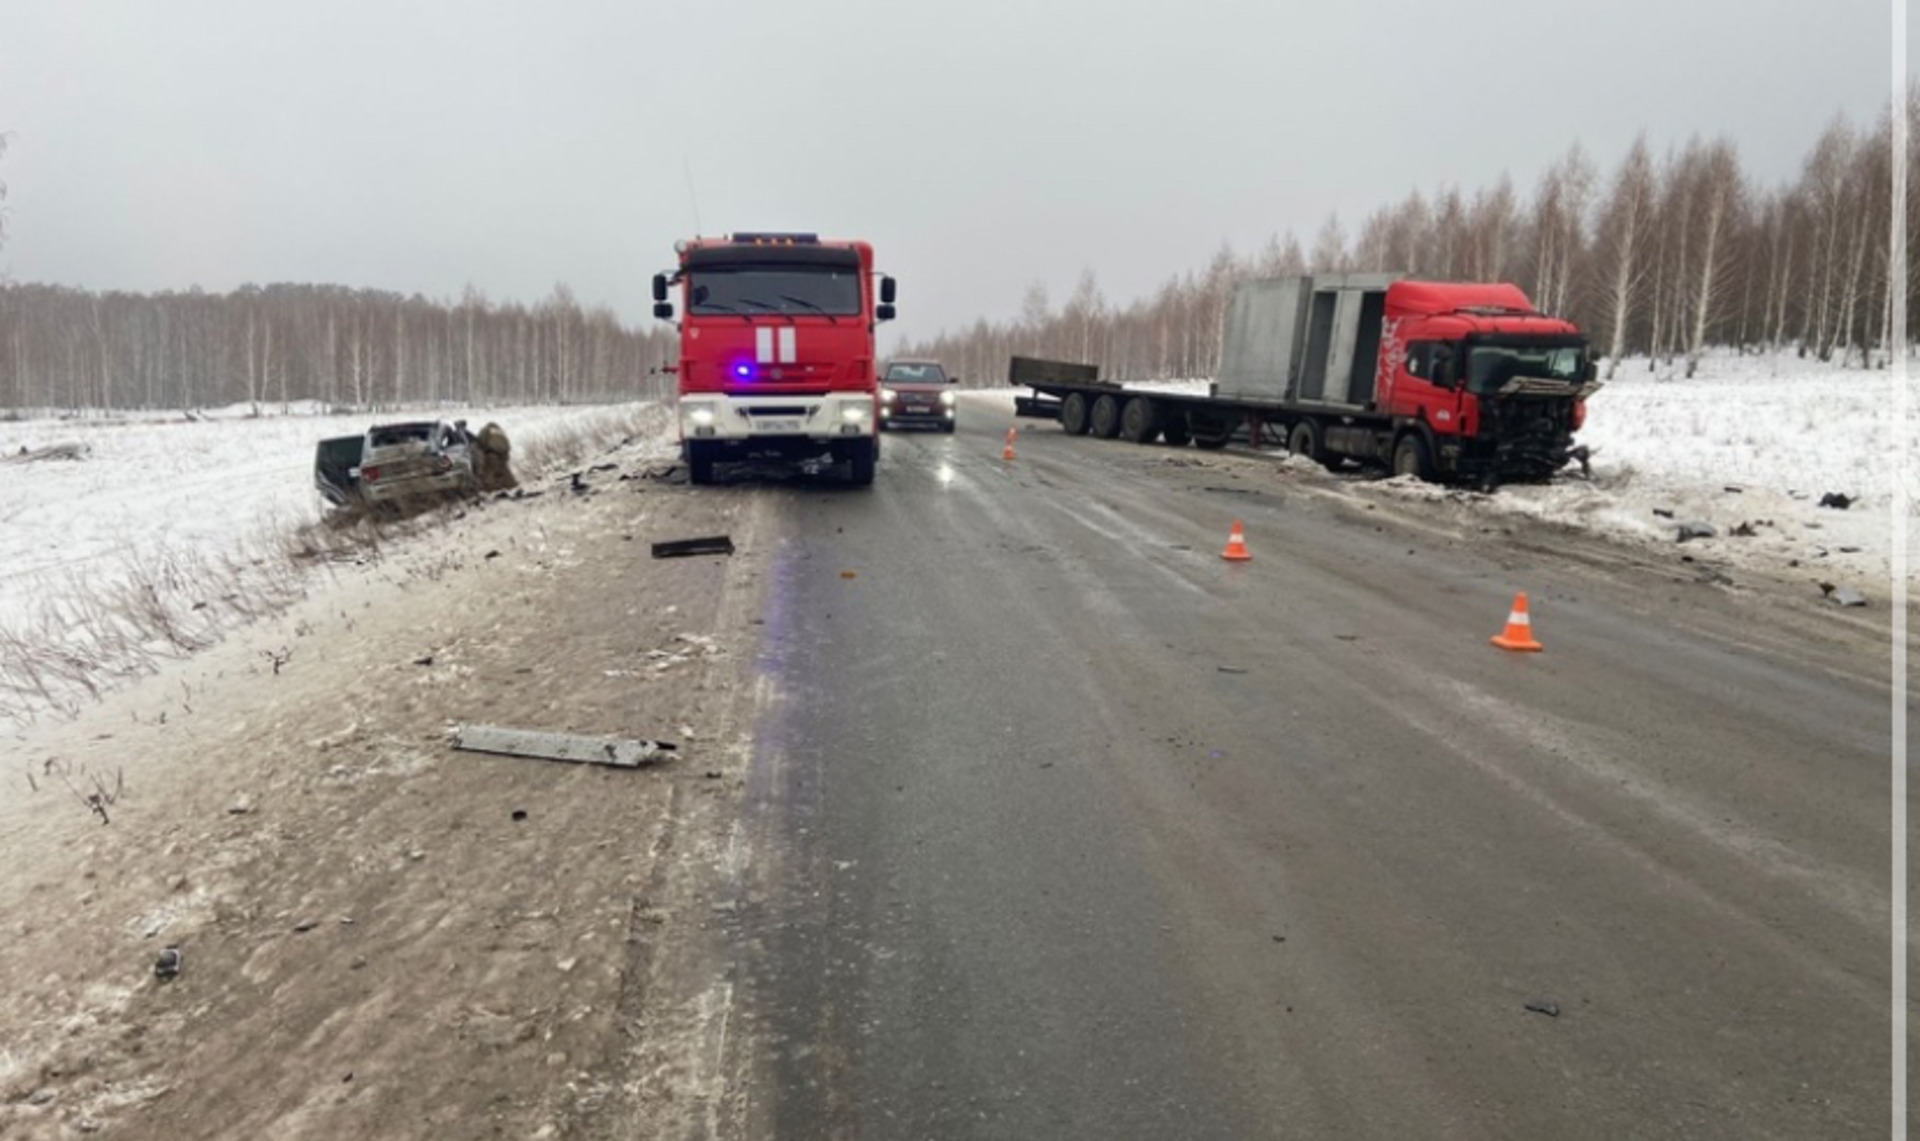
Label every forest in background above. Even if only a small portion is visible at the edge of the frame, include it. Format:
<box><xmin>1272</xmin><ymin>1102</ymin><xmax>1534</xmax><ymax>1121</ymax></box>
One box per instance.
<box><xmin>899</xmin><ymin>96</ymin><xmax>1917</xmax><ymax>386</ymax></box>
<box><xmin>1</xmin><ymin>95</ymin><xmax>1913</xmax><ymax>411</ymax></box>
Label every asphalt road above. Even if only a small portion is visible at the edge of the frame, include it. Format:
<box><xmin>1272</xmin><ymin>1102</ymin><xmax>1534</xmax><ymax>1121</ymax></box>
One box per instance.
<box><xmin>703</xmin><ymin>400</ymin><xmax>1902</xmax><ymax>1140</ymax></box>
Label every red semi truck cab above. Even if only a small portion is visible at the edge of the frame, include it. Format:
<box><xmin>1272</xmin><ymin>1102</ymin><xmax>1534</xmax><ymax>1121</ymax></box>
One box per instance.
<box><xmin>1374</xmin><ymin>280</ymin><xmax>1597</xmax><ymax>481</ymax></box>
<box><xmin>652</xmin><ymin>232</ymin><xmax>895</xmax><ymax>486</ymax></box>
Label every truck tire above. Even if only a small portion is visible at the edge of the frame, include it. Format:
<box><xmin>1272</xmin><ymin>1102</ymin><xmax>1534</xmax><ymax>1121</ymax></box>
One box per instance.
<box><xmin>687</xmin><ymin>441</ymin><xmax>715</xmax><ymax>486</ymax></box>
<box><xmin>1392</xmin><ymin>432</ymin><xmax>1434</xmax><ymax>481</ymax></box>
<box><xmin>1061</xmin><ymin>392</ymin><xmax>1092</xmax><ymax>435</ymax></box>
<box><xmin>1090</xmin><ymin>394</ymin><xmax>1123</xmax><ymax>438</ymax></box>
<box><xmin>1161</xmin><ymin>415</ymin><xmax>1192</xmax><ymax>447</ymax></box>
<box><xmin>1287</xmin><ymin>419</ymin><xmax>1340</xmax><ymax>470</ymax></box>
<box><xmin>1120</xmin><ymin>397</ymin><xmax>1160</xmax><ymax>443</ymax></box>
<box><xmin>848</xmin><ymin>439</ymin><xmax>877</xmax><ymax>486</ymax></box>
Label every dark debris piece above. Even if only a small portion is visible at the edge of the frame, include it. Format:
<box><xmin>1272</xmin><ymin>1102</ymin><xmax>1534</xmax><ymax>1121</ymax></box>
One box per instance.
<box><xmin>651</xmin><ymin>536</ymin><xmax>735</xmax><ymax>559</ymax></box>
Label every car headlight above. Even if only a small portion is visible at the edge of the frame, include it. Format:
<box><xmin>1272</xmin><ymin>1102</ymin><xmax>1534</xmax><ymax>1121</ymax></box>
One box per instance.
<box><xmin>879</xmin><ymin>387</ymin><xmax>897</xmax><ymax>403</ymax></box>
<box><xmin>940</xmin><ymin>390</ymin><xmax>958</xmax><ymax>406</ymax></box>
<box><xmin>688</xmin><ymin>407</ymin><xmax>715</xmax><ymax>427</ymax></box>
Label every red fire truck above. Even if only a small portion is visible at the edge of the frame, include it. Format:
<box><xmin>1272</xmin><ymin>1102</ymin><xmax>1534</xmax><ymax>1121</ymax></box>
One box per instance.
<box><xmin>652</xmin><ymin>233</ymin><xmax>896</xmax><ymax>485</ymax></box>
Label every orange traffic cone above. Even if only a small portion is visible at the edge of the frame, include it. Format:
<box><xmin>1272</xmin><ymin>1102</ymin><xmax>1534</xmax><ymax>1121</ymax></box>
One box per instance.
<box><xmin>1221</xmin><ymin>520</ymin><xmax>1252</xmax><ymax>561</ymax></box>
<box><xmin>1490</xmin><ymin>592</ymin><xmax>1543</xmax><ymax>652</ymax></box>
<box><xmin>1002</xmin><ymin>426</ymin><xmax>1017</xmax><ymax>461</ymax></box>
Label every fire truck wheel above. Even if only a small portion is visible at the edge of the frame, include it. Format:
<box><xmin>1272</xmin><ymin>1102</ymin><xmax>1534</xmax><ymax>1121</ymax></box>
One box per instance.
<box><xmin>1060</xmin><ymin>393</ymin><xmax>1092</xmax><ymax>435</ymax></box>
<box><xmin>687</xmin><ymin>442</ymin><xmax>715</xmax><ymax>486</ymax></box>
<box><xmin>1392</xmin><ymin>433</ymin><xmax>1433</xmax><ymax>481</ymax></box>
<box><xmin>849</xmin><ymin>441</ymin><xmax>877</xmax><ymax>486</ymax></box>
<box><xmin>1090</xmin><ymin>395</ymin><xmax>1123</xmax><ymax>438</ymax></box>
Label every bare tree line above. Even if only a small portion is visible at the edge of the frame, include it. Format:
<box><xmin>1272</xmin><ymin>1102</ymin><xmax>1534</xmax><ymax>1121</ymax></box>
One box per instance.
<box><xmin>0</xmin><ymin>281</ymin><xmax>675</xmax><ymax>412</ymax></box>
<box><xmin>901</xmin><ymin>94</ymin><xmax>1917</xmax><ymax>384</ymax></box>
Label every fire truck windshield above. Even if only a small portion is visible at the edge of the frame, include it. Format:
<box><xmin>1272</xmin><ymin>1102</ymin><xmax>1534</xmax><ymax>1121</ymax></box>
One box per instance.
<box><xmin>1465</xmin><ymin>343</ymin><xmax>1586</xmax><ymax>394</ymax></box>
<box><xmin>688</xmin><ymin>268</ymin><xmax>861</xmax><ymax>317</ymax></box>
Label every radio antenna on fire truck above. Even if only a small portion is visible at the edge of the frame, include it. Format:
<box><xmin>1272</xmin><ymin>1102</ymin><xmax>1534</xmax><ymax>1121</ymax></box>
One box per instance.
<box><xmin>682</xmin><ymin>156</ymin><xmax>704</xmax><ymax>236</ymax></box>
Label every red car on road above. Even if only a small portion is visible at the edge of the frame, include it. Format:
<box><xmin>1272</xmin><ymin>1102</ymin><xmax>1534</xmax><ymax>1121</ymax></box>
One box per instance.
<box><xmin>878</xmin><ymin>359</ymin><xmax>959</xmax><ymax>433</ymax></box>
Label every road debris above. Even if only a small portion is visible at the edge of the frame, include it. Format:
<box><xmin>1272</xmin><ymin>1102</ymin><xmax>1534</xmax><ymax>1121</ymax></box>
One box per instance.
<box><xmin>1673</xmin><ymin>521</ymin><xmax>1716</xmax><ymax>542</ymax></box>
<box><xmin>2</xmin><ymin>442</ymin><xmax>90</xmax><ymax>464</ymax></box>
<box><xmin>452</xmin><ymin>724</ymin><xmax>677</xmax><ymax>769</ymax></box>
<box><xmin>1818</xmin><ymin>492</ymin><xmax>1852</xmax><ymax>510</ymax></box>
<box><xmin>1818</xmin><ymin>583</ymin><xmax>1868</xmax><ymax>607</ymax></box>
<box><xmin>154</xmin><ymin>946</ymin><xmax>182</xmax><ymax>981</ymax></box>
<box><xmin>1217</xmin><ymin>666</ymin><xmax>1249</xmax><ymax>674</ymax></box>
<box><xmin>1524</xmin><ymin>999</ymin><xmax>1561</xmax><ymax>1018</ymax></box>
<box><xmin>651</xmin><ymin>535</ymin><xmax>735</xmax><ymax>559</ymax></box>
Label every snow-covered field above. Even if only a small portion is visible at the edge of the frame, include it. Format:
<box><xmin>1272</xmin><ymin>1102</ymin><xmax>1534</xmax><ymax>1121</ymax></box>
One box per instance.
<box><xmin>980</xmin><ymin>352</ymin><xmax>1917</xmax><ymax>590</ymax></box>
<box><xmin>0</xmin><ymin>402</ymin><xmax>674</xmax><ymax>723</ymax></box>
<box><xmin>0</xmin><ymin>402</ymin><xmax>659</xmax><ymax>626</ymax></box>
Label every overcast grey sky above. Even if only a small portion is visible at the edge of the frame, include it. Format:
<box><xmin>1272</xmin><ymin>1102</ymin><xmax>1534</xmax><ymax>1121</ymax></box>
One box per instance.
<box><xmin>0</xmin><ymin>0</ymin><xmax>1906</xmax><ymax>350</ymax></box>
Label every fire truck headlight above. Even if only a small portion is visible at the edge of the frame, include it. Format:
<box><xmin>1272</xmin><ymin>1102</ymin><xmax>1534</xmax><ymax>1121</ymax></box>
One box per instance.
<box><xmin>842</xmin><ymin>405</ymin><xmax>870</xmax><ymax>424</ymax></box>
<box><xmin>688</xmin><ymin>408</ymin><xmax>715</xmax><ymax>427</ymax></box>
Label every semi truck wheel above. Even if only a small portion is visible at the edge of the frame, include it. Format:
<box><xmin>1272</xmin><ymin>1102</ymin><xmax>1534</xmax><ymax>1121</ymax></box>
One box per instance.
<box><xmin>1061</xmin><ymin>393</ymin><xmax>1092</xmax><ymax>435</ymax></box>
<box><xmin>687</xmin><ymin>441</ymin><xmax>715</xmax><ymax>486</ymax></box>
<box><xmin>1392</xmin><ymin>433</ymin><xmax>1433</xmax><ymax>481</ymax></box>
<box><xmin>1090</xmin><ymin>394</ymin><xmax>1123</xmax><ymax>438</ymax></box>
<box><xmin>1161</xmin><ymin>416</ymin><xmax>1192</xmax><ymax>447</ymax></box>
<box><xmin>1120</xmin><ymin>397</ymin><xmax>1160</xmax><ymax>443</ymax></box>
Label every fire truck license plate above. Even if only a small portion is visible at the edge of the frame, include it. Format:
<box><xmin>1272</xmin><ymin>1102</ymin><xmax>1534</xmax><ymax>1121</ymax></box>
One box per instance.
<box><xmin>759</xmin><ymin>419</ymin><xmax>801</xmax><ymax>433</ymax></box>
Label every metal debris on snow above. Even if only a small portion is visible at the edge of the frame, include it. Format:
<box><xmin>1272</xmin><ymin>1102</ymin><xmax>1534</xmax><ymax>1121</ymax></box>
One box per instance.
<box><xmin>154</xmin><ymin>946</ymin><xmax>182</xmax><ymax>981</ymax></box>
<box><xmin>453</xmin><ymin>724</ymin><xmax>678</xmax><ymax>769</ymax></box>
<box><xmin>651</xmin><ymin>535</ymin><xmax>735</xmax><ymax>559</ymax></box>
<box><xmin>1524</xmin><ymin>999</ymin><xmax>1561</xmax><ymax>1018</ymax></box>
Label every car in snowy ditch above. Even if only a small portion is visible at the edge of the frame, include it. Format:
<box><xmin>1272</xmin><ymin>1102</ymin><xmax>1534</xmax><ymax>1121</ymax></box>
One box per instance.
<box><xmin>313</xmin><ymin>419</ymin><xmax>479</xmax><ymax>510</ymax></box>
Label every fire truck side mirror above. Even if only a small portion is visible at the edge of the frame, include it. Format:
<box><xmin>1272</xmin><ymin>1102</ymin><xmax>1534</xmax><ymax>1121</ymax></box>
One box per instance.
<box><xmin>653</xmin><ymin>302</ymin><xmax>674</xmax><ymax>320</ymax></box>
<box><xmin>879</xmin><ymin>276</ymin><xmax>897</xmax><ymax>305</ymax></box>
<box><xmin>651</xmin><ymin>274</ymin><xmax>669</xmax><ymax>302</ymax></box>
<box><xmin>876</xmin><ymin>304</ymin><xmax>896</xmax><ymax>322</ymax></box>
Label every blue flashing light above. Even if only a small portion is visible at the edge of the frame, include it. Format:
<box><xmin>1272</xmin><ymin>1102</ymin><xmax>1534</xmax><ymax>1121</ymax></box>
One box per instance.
<box><xmin>734</xmin><ymin>364</ymin><xmax>753</xmax><ymax>378</ymax></box>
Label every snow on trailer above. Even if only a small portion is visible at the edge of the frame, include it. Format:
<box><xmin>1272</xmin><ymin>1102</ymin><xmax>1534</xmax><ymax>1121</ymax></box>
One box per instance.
<box><xmin>1013</xmin><ymin>273</ymin><xmax>1602</xmax><ymax>488</ymax></box>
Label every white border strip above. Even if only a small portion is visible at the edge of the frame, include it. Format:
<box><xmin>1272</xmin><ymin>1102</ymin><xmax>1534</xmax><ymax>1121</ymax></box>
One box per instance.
<box><xmin>1893</xmin><ymin>1</ymin><xmax>1910</xmax><ymax>1136</ymax></box>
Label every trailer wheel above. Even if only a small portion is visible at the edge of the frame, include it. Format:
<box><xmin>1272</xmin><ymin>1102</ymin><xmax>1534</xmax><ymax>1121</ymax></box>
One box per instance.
<box><xmin>1391</xmin><ymin>433</ymin><xmax>1433</xmax><ymax>481</ymax></box>
<box><xmin>1090</xmin><ymin>394</ymin><xmax>1123</xmax><ymax>438</ymax></box>
<box><xmin>1060</xmin><ymin>392</ymin><xmax>1092</xmax><ymax>435</ymax></box>
<box><xmin>1287</xmin><ymin>420</ymin><xmax>1325</xmax><ymax>465</ymax></box>
<box><xmin>1161</xmin><ymin>416</ymin><xmax>1192</xmax><ymax>447</ymax></box>
<box><xmin>1120</xmin><ymin>397</ymin><xmax>1160</xmax><ymax>443</ymax></box>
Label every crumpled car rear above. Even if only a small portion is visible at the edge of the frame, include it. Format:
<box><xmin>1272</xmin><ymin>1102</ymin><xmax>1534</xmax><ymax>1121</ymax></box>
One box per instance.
<box><xmin>357</xmin><ymin>421</ymin><xmax>477</xmax><ymax>504</ymax></box>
